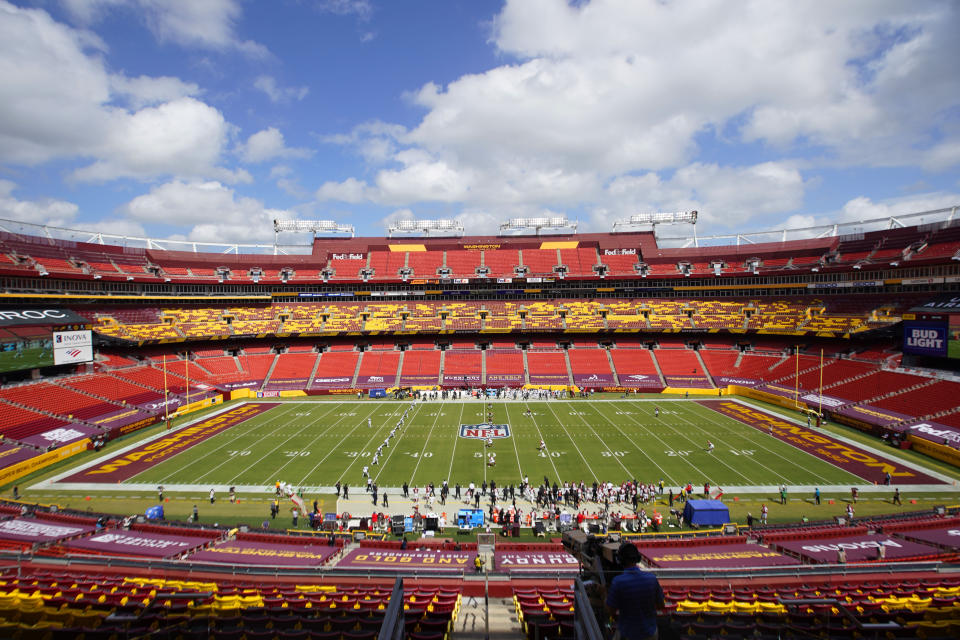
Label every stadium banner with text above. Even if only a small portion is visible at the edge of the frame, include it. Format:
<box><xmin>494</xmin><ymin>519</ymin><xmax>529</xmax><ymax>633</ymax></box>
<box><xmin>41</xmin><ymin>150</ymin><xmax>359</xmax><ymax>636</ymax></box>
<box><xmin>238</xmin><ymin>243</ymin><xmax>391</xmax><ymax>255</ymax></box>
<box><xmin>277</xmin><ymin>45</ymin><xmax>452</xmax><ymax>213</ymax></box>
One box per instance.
<box><xmin>485</xmin><ymin>374</ymin><xmax>524</xmax><ymax>385</ymax></box>
<box><xmin>356</xmin><ymin>375</ymin><xmax>391</xmax><ymax>387</ymax></box>
<box><xmin>699</xmin><ymin>399</ymin><xmax>942</xmax><ymax>484</ymax></box>
<box><xmin>713</xmin><ymin>376</ymin><xmax>763</xmax><ymax>387</ymax></box>
<box><xmin>894</xmin><ymin>524</ymin><xmax>960</xmax><ymax>550</ymax></box>
<box><xmin>637</xmin><ymin>544</ymin><xmax>796</xmax><ymax>568</ymax></box>
<box><xmin>903</xmin><ymin>321</ymin><xmax>948</xmax><ymax>358</ymax></box>
<box><xmin>572</xmin><ymin>373</ymin><xmax>615</xmax><ymax>386</ymax></box>
<box><xmin>0</xmin><ymin>518</ymin><xmax>95</xmax><ymax>543</ymax></box>
<box><xmin>834</xmin><ymin>403</ymin><xmax>915</xmax><ymax>427</ymax></box>
<box><xmin>528</xmin><ymin>374</ymin><xmax>570</xmax><ymax>384</ymax></box>
<box><xmin>0</xmin><ymin>308</ymin><xmax>88</xmax><ymax>327</ymax></box>
<box><xmin>311</xmin><ymin>376</ymin><xmax>355</xmax><ymax>388</ymax></box>
<box><xmin>905</xmin><ymin>421</ymin><xmax>960</xmax><ymax>447</ymax></box>
<box><xmin>493</xmin><ymin>551</ymin><xmax>579</xmax><ymax>573</ymax></box>
<box><xmin>906</xmin><ymin>436</ymin><xmax>960</xmax><ymax>468</ymax></box>
<box><xmin>338</xmin><ymin>549</ymin><xmax>473</xmax><ymax>572</ymax></box>
<box><xmin>96</xmin><ymin>409</ymin><xmax>161</xmax><ymax>439</ymax></box>
<box><xmin>0</xmin><ymin>443</ymin><xmax>41</xmax><ymax>470</ymax></box>
<box><xmin>442</xmin><ymin>374</ymin><xmax>483</xmax><ymax>385</ymax></box>
<box><xmin>64</xmin><ymin>531</ymin><xmax>212</xmax><ymax>558</ymax></box>
<box><xmin>64</xmin><ymin>403</ymin><xmax>279</xmax><ymax>483</ymax></box>
<box><xmin>398</xmin><ymin>375</ymin><xmax>440</xmax><ymax>385</ymax></box>
<box><xmin>20</xmin><ymin>423</ymin><xmax>100</xmax><ymax>449</ymax></box>
<box><xmin>617</xmin><ymin>374</ymin><xmax>665</xmax><ymax>389</ymax></box>
<box><xmin>664</xmin><ymin>375</ymin><xmax>714</xmax><ymax>388</ymax></box>
<box><xmin>189</xmin><ymin>541</ymin><xmax>338</xmax><ymax>566</ymax></box>
<box><xmin>52</xmin><ymin>329</ymin><xmax>93</xmax><ymax>365</ymax></box>
<box><xmin>0</xmin><ymin>438</ymin><xmax>88</xmax><ymax>485</ymax></box>
<box><xmin>776</xmin><ymin>534</ymin><xmax>937</xmax><ymax>563</ymax></box>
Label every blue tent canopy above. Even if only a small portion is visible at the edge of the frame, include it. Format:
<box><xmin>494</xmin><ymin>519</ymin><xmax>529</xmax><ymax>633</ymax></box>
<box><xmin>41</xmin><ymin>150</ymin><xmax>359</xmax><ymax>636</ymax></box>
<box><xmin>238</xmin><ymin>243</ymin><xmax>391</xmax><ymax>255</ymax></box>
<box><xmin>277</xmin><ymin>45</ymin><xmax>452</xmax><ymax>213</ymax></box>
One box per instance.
<box><xmin>682</xmin><ymin>499</ymin><xmax>730</xmax><ymax>526</ymax></box>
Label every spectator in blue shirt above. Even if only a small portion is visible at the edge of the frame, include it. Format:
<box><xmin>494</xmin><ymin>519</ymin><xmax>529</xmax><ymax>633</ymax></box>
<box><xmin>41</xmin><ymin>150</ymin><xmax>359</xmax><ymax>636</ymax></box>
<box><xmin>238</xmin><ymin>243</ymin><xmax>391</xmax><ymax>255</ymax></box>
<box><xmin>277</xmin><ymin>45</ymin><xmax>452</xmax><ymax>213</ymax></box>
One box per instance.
<box><xmin>606</xmin><ymin>543</ymin><xmax>664</xmax><ymax>640</ymax></box>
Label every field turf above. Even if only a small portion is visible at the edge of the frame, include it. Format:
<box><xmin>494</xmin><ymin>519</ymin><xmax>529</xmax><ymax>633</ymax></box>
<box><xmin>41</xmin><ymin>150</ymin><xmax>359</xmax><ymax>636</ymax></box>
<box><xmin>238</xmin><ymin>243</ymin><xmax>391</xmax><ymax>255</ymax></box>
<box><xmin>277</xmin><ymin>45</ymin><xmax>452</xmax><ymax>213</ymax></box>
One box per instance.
<box><xmin>56</xmin><ymin>398</ymin><xmax>917</xmax><ymax>492</ymax></box>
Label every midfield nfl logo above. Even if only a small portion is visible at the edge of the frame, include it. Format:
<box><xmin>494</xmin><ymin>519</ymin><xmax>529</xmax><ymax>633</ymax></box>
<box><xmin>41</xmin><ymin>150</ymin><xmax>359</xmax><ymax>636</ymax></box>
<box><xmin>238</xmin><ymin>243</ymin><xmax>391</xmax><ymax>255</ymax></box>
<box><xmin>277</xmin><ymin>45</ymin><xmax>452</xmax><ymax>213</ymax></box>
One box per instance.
<box><xmin>460</xmin><ymin>424</ymin><xmax>511</xmax><ymax>439</ymax></box>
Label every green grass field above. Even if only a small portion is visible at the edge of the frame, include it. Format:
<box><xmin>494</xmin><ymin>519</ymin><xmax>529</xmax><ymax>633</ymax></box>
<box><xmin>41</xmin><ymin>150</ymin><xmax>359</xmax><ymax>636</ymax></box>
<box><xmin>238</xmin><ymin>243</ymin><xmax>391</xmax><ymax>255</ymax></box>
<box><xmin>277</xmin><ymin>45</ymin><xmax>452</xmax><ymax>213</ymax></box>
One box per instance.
<box><xmin>64</xmin><ymin>398</ymin><xmax>894</xmax><ymax>491</ymax></box>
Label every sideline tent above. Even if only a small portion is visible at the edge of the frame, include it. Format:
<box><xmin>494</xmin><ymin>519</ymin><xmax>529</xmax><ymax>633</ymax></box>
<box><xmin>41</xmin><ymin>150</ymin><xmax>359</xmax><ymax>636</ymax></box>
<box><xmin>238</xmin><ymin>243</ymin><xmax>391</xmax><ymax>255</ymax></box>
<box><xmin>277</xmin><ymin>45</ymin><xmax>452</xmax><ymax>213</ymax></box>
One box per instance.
<box><xmin>682</xmin><ymin>500</ymin><xmax>730</xmax><ymax>526</ymax></box>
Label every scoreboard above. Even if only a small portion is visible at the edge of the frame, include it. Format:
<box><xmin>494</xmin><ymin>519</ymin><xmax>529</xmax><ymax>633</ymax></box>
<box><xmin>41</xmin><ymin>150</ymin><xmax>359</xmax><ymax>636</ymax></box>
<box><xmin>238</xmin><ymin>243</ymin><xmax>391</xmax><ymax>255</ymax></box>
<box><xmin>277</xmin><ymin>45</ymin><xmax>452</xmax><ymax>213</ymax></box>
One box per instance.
<box><xmin>0</xmin><ymin>308</ymin><xmax>92</xmax><ymax>374</ymax></box>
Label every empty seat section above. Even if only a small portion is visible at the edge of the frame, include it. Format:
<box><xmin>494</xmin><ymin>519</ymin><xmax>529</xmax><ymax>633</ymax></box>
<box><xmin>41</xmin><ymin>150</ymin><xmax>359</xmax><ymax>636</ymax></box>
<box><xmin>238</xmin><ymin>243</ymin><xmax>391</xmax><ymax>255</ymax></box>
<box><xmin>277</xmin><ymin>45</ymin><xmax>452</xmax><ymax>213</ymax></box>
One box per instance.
<box><xmin>446</xmin><ymin>250</ymin><xmax>481</xmax><ymax>277</ymax></box>
<box><xmin>400</xmin><ymin>350</ymin><xmax>441</xmax><ymax>383</ymax></box>
<box><xmin>235</xmin><ymin>354</ymin><xmax>276</xmax><ymax>383</ymax></box>
<box><xmin>654</xmin><ymin>349</ymin><xmax>704</xmax><ymax>376</ymax></box>
<box><xmin>698</xmin><ymin>351</ymin><xmax>740</xmax><ymax>378</ymax></box>
<box><xmin>266</xmin><ymin>353</ymin><xmax>319</xmax><ymax>388</ymax></box>
<box><xmin>407</xmin><ymin>251</ymin><xmax>443</xmax><ymax>277</ymax></box>
<box><xmin>63</xmin><ymin>374</ymin><xmax>163</xmax><ymax>406</ymax></box>
<box><xmin>567</xmin><ymin>349</ymin><xmax>613</xmax><ymax>376</ymax></box>
<box><xmin>0</xmin><ymin>382</ymin><xmax>121</xmax><ymax>421</ymax></box>
<box><xmin>602</xmin><ymin>253</ymin><xmax>640</xmax><ymax>276</ymax></box>
<box><xmin>870</xmin><ymin>380</ymin><xmax>960</xmax><ymax>420</ymax></box>
<box><xmin>444</xmin><ymin>350</ymin><xmax>482</xmax><ymax>376</ymax></box>
<box><xmin>0</xmin><ymin>401</ymin><xmax>71</xmax><ymax>440</ymax></box>
<box><xmin>610</xmin><ymin>348</ymin><xmax>659</xmax><ymax>376</ymax></box>
<box><xmin>522</xmin><ymin>249</ymin><xmax>557</xmax><ymax>276</ymax></box>
<box><xmin>485</xmin><ymin>350</ymin><xmax>525</xmax><ymax>379</ymax></box>
<box><xmin>483</xmin><ymin>249</ymin><xmax>519</xmax><ymax>276</ymax></box>
<box><xmin>313</xmin><ymin>351</ymin><xmax>360</xmax><ymax>381</ymax></box>
<box><xmin>328</xmin><ymin>257</ymin><xmax>366</xmax><ymax>280</ymax></box>
<box><xmin>526</xmin><ymin>351</ymin><xmax>568</xmax><ymax>378</ymax></box>
<box><xmin>826</xmin><ymin>369</ymin><xmax>921</xmax><ymax>403</ymax></box>
<box><xmin>357</xmin><ymin>350</ymin><xmax>401</xmax><ymax>381</ymax></box>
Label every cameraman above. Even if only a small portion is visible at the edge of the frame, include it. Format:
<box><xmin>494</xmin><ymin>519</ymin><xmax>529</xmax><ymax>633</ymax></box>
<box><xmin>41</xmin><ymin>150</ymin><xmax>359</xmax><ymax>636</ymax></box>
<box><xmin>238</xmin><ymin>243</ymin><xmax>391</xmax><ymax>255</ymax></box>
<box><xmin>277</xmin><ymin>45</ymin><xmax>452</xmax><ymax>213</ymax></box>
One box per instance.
<box><xmin>606</xmin><ymin>543</ymin><xmax>664</xmax><ymax>640</ymax></box>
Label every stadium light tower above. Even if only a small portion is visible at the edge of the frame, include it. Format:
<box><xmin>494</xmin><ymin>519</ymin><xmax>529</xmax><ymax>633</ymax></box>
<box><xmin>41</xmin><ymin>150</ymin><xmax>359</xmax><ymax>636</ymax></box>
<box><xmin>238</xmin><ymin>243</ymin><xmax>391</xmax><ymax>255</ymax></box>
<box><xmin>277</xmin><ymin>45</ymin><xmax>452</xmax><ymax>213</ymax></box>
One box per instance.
<box><xmin>273</xmin><ymin>219</ymin><xmax>354</xmax><ymax>251</ymax></box>
<box><xmin>498</xmin><ymin>216</ymin><xmax>577</xmax><ymax>236</ymax></box>
<box><xmin>612</xmin><ymin>210</ymin><xmax>698</xmax><ymax>233</ymax></box>
<box><xmin>387</xmin><ymin>218</ymin><xmax>464</xmax><ymax>237</ymax></box>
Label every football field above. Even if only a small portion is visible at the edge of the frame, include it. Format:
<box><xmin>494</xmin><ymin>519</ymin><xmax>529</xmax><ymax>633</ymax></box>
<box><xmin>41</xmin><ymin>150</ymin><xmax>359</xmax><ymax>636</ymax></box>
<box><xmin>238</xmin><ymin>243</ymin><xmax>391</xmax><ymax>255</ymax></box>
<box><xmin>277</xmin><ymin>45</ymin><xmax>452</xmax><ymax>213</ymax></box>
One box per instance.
<box><xmin>50</xmin><ymin>397</ymin><xmax>948</xmax><ymax>493</ymax></box>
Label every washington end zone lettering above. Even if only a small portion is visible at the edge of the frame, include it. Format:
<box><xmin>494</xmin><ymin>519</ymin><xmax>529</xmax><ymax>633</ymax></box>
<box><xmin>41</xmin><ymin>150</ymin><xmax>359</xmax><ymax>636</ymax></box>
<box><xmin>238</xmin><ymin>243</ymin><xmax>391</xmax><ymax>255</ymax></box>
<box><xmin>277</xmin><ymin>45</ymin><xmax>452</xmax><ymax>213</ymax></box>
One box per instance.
<box><xmin>460</xmin><ymin>424</ymin><xmax>510</xmax><ymax>439</ymax></box>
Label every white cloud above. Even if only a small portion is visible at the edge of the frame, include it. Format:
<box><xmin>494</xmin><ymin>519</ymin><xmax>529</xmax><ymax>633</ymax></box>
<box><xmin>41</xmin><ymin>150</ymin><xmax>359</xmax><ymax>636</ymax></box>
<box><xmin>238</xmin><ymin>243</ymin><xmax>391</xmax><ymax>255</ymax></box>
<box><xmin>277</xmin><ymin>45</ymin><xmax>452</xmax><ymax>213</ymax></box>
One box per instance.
<box><xmin>316</xmin><ymin>177</ymin><xmax>369</xmax><ymax>204</ymax></box>
<box><xmin>316</xmin><ymin>0</ymin><xmax>373</xmax><ymax>19</ymax></box>
<box><xmin>0</xmin><ymin>180</ymin><xmax>78</xmax><ymax>227</ymax></box>
<box><xmin>253</xmin><ymin>75</ymin><xmax>309</xmax><ymax>104</ymax></box>
<box><xmin>62</xmin><ymin>0</ymin><xmax>267</xmax><ymax>56</ymax></box>
<box><xmin>240</xmin><ymin>127</ymin><xmax>311</xmax><ymax>164</ymax></box>
<box><xmin>121</xmin><ymin>180</ymin><xmax>294</xmax><ymax>243</ymax></box>
<box><xmin>109</xmin><ymin>74</ymin><xmax>201</xmax><ymax>109</ymax></box>
<box><xmin>0</xmin><ymin>2</ymin><xmax>239</xmax><ymax>182</ymax></box>
<box><xmin>320</xmin><ymin>0</ymin><xmax>958</xmax><ymax>230</ymax></box>
<box><xmin>592</xmin><ymin>161</ymin><xmax>805</xmax><ymax>232</ymax></box>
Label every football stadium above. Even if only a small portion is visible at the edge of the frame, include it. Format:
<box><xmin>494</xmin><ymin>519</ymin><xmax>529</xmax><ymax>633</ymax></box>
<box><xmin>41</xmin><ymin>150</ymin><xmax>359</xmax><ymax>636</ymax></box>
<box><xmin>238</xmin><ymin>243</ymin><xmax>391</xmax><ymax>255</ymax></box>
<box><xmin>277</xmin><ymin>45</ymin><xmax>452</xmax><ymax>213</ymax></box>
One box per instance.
<box><xmin>1</xmin><ymin>207</ymin><xmax>960</xmax><ymax>639</ymax></box>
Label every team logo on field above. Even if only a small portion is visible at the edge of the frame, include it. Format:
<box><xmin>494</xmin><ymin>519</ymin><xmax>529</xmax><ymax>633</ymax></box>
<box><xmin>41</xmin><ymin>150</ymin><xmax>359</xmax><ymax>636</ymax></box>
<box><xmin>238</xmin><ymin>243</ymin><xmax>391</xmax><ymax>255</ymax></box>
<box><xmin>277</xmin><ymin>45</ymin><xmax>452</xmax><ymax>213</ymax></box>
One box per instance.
<box><xmin>460</xmin><ymin>424</ymin><xmax>511</xmax><ymax>439</ymax></box>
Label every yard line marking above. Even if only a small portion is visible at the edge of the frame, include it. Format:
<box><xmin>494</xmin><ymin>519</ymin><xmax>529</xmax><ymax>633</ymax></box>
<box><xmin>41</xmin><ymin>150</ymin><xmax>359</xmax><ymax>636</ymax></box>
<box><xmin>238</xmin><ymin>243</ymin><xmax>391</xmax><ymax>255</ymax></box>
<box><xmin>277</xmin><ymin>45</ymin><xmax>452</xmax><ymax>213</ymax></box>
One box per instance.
<box><xmin>408</xmin><ymin>400</ymin><xmax>449</xmax><ymax>486</ymax></box>
<box><xmin>520</xmin><ymin>401</ymin><xmax>562</xmax><ymax>483</ymax></box>
<box><xmin>581</xmin><ymin>401</ymin><xmax>677</xmax><ymax>484</ymax></box>
<box><xmin>247</xmin><ymin>403</ymin><xmax>374</xmax><ymax>485</ymax></box>
<box><xmin>296</xmin><ymin>403</ymin><xmax>389</xmax><ymax>486</ymax></box>
<box><xmin>643</xmin><ymin>404</ymin><xmax>754</xmax><ymax>486</ymax></box>
<box><xmin>544</xmin><ymin>402</ymin><xmax>602</xmax><ymax>483</ymax></box>
<box><xmin>370</xmin><ymin>403</ymin><xmax>424</xmax><ymax>484</ymax></box>
<box><xmin>444</xmin><ymin>403</ymin><xmax>467</xmax><ymax>483</ymax></box>
<box><xmin>148</xmin><ymin>402</ymin><xmax>305</xmax><ymax>484</ymax></box>
<box><xmin>674</xmin><ymin>402</ymin><xmax>825</xmax><ymax>484</ymax></box>
<box><xmin>564</xmin><ymin>402</ymin><xmax>635</xmax><ymax>479</ymax></box>
<box><xmin>618</xmin><ymin>401</ymin><xmax>702</xmax><ymax>481</ymax></box>
<box><xmin>504</xmin><ymin>403</ymin><xmax>527</xmax><ymax>482</ymax></box>
<box><xmin>339</xmin><ymin>402</ymin><xmax>422</xmax><ymax>485</ymax></box>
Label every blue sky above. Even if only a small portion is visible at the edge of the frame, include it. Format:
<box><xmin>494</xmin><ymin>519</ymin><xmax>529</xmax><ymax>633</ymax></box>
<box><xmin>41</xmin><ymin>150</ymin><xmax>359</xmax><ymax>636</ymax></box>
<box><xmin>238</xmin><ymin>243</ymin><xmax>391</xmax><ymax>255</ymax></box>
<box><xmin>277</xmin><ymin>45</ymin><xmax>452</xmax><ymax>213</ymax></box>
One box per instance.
<box><xmin>0</xmin><ymin>0</ymin><xmax>958</xmax><ymax>246</ymax></box>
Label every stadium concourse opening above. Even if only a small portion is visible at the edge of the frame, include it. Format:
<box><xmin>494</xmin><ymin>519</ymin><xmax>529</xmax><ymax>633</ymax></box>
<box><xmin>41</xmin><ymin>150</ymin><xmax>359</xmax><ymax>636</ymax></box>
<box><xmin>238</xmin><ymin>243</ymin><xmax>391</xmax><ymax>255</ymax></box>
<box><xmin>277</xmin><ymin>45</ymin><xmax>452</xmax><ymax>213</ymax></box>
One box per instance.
<box><xmin>1</xmin><ymin>209</ymin><xmax>960</xmax><ymax>637</ymax></box>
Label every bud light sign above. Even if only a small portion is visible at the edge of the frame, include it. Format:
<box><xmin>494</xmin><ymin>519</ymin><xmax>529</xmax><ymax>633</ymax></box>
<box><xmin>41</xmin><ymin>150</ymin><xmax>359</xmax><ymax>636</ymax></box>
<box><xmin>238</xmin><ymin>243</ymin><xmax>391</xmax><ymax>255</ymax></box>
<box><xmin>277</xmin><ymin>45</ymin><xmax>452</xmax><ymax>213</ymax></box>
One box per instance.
<box><xmin>460</xmin><ymin>424</ymin><xmax>511</xmax><ymax>439</ymax></box>
<box><xmin>903</xmin><ymin>322</ymin><xmax>947</xmax><ymax>357</ymax></box>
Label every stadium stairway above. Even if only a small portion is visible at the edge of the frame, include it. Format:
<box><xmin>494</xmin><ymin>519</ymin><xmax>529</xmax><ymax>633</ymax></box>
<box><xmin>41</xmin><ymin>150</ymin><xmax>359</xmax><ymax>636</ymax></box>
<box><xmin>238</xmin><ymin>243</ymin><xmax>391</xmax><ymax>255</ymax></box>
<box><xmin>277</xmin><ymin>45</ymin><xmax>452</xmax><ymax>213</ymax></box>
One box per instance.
<box><xmin>604</xmin><ymin>348</ymin><xmax>621</xmax><ymax>385</ymax></box>
<box><xmin>350</xmin><ymin>353</ymin><xmax>363</xmax><ymax>388</ymax></box>
<box><xmin>394</xmin><ymin>350</ymin><xmax>405</xmax><ymax>387</ymax></box>
<box><xmin>308</xmin><ymin>351</ymin><xmax>323</xmax><ymax>385</ymax></box>
<box><xmin>259</xmin><ymin>353</ymin><xmax>280</xmax><ymax>391</ymax></box>
<box><xmin>521</xmin><ymin>350</ymin><xmax>530</xmax><ymax>385</ymax></box>
<box><xmin>821</xmin><ymin>367</ymin><xmax>878</xmax><ymax>391</ymax></box>
<box><xmin>481</xmin><ymin>349</ymin><xmax>487</xmax><ymax>385</ymax></box>
<box><xmin>452</xmin><ymin>596</ymin><xmax>524</xmax><ymax>640</ymax></box>
<box><xmin>693</xmin><ymin>350</ymin><xmax>716</xmax><ymax>388</ymax></box>
<box><xmin>649</xmin><ymin>350</ymin><xmax>667</xmax><ymax>387</ymax></box>
<box><xmin>439</xmin><ymin>349</ymin><xmax>446</xmax><ymax>382</ymax></box>
<box><xmin>561</xmin><ymin>350</ymin><xmax>575</xmax><ymax>386</ymax></box>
